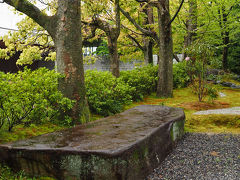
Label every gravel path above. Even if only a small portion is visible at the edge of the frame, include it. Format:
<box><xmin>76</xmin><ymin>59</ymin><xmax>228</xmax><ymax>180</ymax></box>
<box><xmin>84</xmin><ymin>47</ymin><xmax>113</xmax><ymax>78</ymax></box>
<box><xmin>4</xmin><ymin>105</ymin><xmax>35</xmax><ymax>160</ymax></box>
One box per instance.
<box><xmin>194</xmin><ymin>107</ymin><xmax>240</xmax><ymax>115</ymax></box>
<box><xmin>146</xmin><ymin>133</ymin><xmax>240</xmax><ymax>180</ymax></box>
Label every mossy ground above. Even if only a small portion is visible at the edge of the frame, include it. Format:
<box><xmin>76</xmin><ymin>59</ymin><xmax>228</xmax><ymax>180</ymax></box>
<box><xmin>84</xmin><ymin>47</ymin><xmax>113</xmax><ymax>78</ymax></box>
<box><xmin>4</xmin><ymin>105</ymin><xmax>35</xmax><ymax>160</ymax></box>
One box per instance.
<box><xmin>1</xmin><ymin>86</ymin><xmax>239</xmax><ymax>144</ymax></box>
<box><xmin>0</xmin><ymin>86</ymin><xmax>239</xmax><ymax>178</ymax></box>
<box><xmin>125</xmin><ymin>86</ymin><xmax>240</xmax><ymax>134</ymax></box>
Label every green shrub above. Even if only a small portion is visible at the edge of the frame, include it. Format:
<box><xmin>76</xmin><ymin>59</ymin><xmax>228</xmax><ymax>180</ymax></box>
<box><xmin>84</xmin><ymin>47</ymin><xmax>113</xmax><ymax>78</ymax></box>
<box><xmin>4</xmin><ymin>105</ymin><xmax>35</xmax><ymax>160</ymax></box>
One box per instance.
<box><xmin>85</xmin><ymin>70</ymin><xmax>133</xmax><ymax>116</ymax></box>
<box><xmin>206</xmin><ymin>85</ymin><xmax>219</xmax><ymax>102</ymax></box>
<box><xmin>120</xmin><ymin>65</ymin><xmax>158</xmax><ymax>101</ymax></box>
<box><xmin>173</xmin><ymin>61</ymin><xmax>190</xmax><ymax>88</ymax></box>
<box><xmin>0</xmin><ymin>68</ymin><xmax>73</xmax><ymax>131</ymax></box>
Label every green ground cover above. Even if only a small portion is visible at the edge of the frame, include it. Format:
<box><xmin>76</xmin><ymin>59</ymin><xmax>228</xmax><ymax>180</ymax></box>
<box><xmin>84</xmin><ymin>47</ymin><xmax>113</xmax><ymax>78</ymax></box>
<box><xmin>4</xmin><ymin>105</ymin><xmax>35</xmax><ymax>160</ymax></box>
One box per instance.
<box><xmin>0</xmin><ymin>85</ymin><xmax>239</xmax><ymax>179</ymax></box>
<box><xmin>126</xmin><ymin>86</ymin><xmax>240</xmax><ymax>134</ymax></box>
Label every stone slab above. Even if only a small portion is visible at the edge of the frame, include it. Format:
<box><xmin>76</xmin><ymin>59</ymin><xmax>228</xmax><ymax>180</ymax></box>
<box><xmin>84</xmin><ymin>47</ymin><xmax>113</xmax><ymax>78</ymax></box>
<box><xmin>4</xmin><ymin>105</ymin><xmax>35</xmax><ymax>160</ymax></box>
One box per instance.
<box><xmin>0</xmin><ymin>105</ymin><xmax>185</xmax><ymax>180</ymax></box>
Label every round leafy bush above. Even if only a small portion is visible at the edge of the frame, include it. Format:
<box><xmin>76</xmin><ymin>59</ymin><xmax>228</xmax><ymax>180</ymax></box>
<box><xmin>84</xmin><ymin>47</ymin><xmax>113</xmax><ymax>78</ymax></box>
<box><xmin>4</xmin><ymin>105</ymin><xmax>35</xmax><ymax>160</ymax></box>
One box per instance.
<box><xmin>85</xmin><ymin>70</ymin><xmax>133</xmax><ymax>116</ymax></box>
<box><xmin>173</xmin><ymin>61</ymin><xmax>190</xmax><ymax>88</ymax></box>
<box><xmin>119</xmin><ymin>65</ymin><xmax>158</xmax><ymax>101</ymax></box>
<box><xmin>0</xmin><ymin>68</ymin><xmax>73</xmax><ymax>131</ymax></box>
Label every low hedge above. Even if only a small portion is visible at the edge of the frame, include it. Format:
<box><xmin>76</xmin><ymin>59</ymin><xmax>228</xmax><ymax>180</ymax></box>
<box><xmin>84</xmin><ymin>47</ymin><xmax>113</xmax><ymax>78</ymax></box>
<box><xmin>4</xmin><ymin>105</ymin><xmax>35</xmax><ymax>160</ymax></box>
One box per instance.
<box><xmin>0</xmin><ymin>68</ymin><xmax>73</xmax><ymax>132</ymax></box>
<box><xmin>0</xmin><ymin>63</ymin><xmax>190</xmax><ymax>130</ymax></box>
<box><xmin>85</xmin><ymin>70</ymin><xmax>134</xmax><ymax>116</ymax></box>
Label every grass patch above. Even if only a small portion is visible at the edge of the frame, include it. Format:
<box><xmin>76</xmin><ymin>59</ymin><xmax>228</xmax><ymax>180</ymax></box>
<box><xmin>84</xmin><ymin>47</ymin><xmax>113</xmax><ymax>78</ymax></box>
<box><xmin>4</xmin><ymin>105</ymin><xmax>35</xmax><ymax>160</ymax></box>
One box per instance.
<box><xmin>0</xmin><ymin>164</ymin><xmax>55</xmax><ymax>180</ymax></box>
<box><xmin>0</xmin><ymin>123</ymin><xmax>64</xmax><ymax>144</ymax></box>
<box><xmin>125</xmin><ymin>87</ymin><xmax>240</xmax><ymax>134</ymax></box>
<box><xmin>186</xmin><ymin>114</ymin><xmax>240</xmax><ymax>134</ymax></box>
<box><xmin>0</xmin><ymin>87</ymin><xmax>239</xmax><ymax>179</ymax></box>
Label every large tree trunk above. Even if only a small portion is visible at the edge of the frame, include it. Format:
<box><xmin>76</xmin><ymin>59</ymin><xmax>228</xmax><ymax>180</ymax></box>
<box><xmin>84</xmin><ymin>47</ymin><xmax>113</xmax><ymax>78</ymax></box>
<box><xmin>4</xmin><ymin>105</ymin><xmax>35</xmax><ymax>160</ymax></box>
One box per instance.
<box><xmin>156</xmin><ymin>0</ymin><xmax>173</xmax><ymax>98</ymax></box>
<box><xmin>4</xmin><ymin>0</ymin><xmax>90</xmax><ymax>123</ymax></box>
<box><xmin>55</xmin><ymin>0</ymin><xmax>89</xmax><ymax>123</ymax></box>
<box><xmin>108</xmin><ymin>36</ymin><xmax>120</xmax><ymax>77</ymax></box>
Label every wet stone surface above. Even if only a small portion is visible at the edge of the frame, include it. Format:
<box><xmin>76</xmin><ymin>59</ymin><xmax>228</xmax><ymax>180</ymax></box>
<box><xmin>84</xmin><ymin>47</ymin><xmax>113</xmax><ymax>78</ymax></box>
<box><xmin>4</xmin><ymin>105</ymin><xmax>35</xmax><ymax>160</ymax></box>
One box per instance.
<box><xmin>7</xmin><ymin>105</ymin><xmax>180</xmax><ymax>151</ymax></box>
<box><xmin>0</xmin><ymin>105</ymin><xmax>185</xmax><ymax>180</ymax></box>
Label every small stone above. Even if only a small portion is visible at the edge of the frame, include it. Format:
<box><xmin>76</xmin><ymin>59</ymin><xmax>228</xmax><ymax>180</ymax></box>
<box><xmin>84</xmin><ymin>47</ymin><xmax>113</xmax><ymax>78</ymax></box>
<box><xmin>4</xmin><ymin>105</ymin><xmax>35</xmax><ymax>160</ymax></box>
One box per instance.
<box><xmin>219</xmin><ymin>92</ymin><xmax>226</xmax><ymax>97</ymax></box>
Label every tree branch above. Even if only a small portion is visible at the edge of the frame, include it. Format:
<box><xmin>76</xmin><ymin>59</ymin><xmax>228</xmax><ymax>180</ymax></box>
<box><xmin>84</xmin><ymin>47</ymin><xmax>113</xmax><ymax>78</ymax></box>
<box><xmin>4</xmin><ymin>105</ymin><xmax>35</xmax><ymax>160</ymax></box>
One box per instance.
<box><xmin>121</xmin><ymin>24</ymin><xmax>144</xmax><ymax>36</ymax></box>
<box><xmin>115</xmin><ymin>0</ymin><xmax>121</xmax><ymax>36</ymax></box>
<box><xmin>169</xmin><ymin>0</ymin><xmax>184</xmax><ymax>25</ymax></box>
<box><xmin>4</xmin><ymin>0</ymin><xmax>56</xmax><ymax>36</ymax></box>
<box><xmin>173</xmin><ymin>53</ymin><xmax>180</xmax><ymax>62</ymax></box>
<box><xmin>127</xmin><ymin>34</ymin><xmax>144</xmax><ymax>51</ymax></box>
<box><xmin>136</xmin><ymin>0</ymin><xmax>148</xmax><ymax>2</ymax></box>
<box><xmin>82</xmin><ymin>26</ymin><xmax>98</xmax><ymax>45</ymax></box>
<box><xmin>119</xmin><ymin>6</ymin><xmax>159</xmax><ymax>42</ymax></box>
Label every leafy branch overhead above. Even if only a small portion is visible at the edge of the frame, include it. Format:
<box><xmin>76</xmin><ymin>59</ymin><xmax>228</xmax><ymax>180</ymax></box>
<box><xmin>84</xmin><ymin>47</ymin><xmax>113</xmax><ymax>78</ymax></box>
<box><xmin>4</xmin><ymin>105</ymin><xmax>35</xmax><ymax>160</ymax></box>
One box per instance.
<box><xmin>4</xmin><ymin>0</ymin><xmax>56</xmax><ymax>37</ymax></box>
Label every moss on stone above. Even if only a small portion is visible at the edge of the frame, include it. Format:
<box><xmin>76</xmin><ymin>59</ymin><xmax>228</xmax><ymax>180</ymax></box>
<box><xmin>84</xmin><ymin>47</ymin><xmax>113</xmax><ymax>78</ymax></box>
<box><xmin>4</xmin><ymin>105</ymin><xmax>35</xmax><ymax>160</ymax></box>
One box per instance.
<box><xmin>171</xmin><ymin>120</ymin><xmax>185</xmax><ymax>142</ymax></box>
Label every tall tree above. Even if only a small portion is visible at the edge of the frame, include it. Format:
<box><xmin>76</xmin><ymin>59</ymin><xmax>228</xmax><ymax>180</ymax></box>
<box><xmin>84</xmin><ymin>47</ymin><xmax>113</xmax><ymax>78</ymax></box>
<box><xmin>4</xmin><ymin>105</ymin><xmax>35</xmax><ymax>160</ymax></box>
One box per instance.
<box><xmin>201</xmin><ymin>0</ymin><xmax>240</xmax><ymax>71</ymax></box>
<box><xmin>82</xmin><ymin>0</ymin><xmax>121</xmax><ymax>77</ymax></box>
<box><xmin>3</xmin><ymin>0</ymin><xmax>90</xmax><ymax>123</ymax></box>
<box><xmin>140</xmin><ymin>2</ymin><xmax>154</xmax><ymax>64</ymax></box>
<box><xmin>217</xmin><ymin>3</ymin><xmax>230</xmax><ymax>71</ymax></box>
<box><xmin>117</xmin><ymin>0</ymin><xmax>155</xmax><ymax>64</ymax></box>
<box><xmin>120</xmin><ymin>0</ymin><xmax>184</xmax><ymax>97</ymax></box>
<box><xmin>184</xmin><ymin>0</ymin><xmax>197</xmax><ymax>56</ymax></box>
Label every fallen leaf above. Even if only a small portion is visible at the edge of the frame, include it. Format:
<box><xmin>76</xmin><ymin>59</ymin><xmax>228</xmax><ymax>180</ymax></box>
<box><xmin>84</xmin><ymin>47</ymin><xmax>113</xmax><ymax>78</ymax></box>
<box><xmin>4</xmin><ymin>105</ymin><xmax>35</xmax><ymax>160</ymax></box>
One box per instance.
<box><xmin>210</xmin><ymin>151</ymin><xmax>219</xmax><ymax>156</ymax></box>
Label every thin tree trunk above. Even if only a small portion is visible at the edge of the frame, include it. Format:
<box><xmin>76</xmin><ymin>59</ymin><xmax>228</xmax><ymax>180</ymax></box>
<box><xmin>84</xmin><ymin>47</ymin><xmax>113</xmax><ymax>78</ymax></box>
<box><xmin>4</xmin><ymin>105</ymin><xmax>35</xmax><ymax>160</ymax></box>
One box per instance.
<box><xmin>142</xmin><ymin>3</ymin><xmax>154</xmax><ymax>64</ymax></box>
<box><xmin>91</xmin><ymin>0</ymin><xmax>120</xmax><ymax>77</ymax></box>
<box><xmin>55</xmin><ymin>0</ymin><xmax>89</xmax><ymax>123</ymax></box>
<box><xmin>222</xmin><ymin>7</ymin><xmax>229</xmax><ymax>71</ymax></box>
<box><xmin>156</xmin><ymin>0</ymin><xmax>173</xmax><ymax>97</ymax></box>
<box><xmin>183</xmin><ymin>0</ymin><xmax>197</xmax><ymax>57</ymax></box>
<box><xmin>143</xmin><ymin>38</ymin><xmax>153</xmax><ymax>64</ymax></box>
<box><xmin>222</xmin><ymin>37</ymin><xmax>229</xmax><ymax>71</ymax></box>
<box><xmin>108</xmin><ymin>36</ymin><xmax>120</xmax><ymax>77</ymax></box>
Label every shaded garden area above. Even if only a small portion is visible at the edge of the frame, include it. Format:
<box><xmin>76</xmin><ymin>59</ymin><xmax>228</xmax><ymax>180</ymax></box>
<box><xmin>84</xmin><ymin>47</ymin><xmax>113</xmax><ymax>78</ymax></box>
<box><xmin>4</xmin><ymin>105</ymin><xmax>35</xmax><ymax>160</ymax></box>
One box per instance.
<box><xmin>0</xmin><ymin>0</ymin><xmax>240</xmax><ymax>179</ymax></box>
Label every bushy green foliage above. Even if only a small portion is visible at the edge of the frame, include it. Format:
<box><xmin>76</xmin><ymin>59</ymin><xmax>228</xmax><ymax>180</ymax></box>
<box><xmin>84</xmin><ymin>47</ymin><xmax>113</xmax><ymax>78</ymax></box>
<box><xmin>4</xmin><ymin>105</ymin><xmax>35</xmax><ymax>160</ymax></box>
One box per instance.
<box><xmin>85</xmin><ymin>65</ymin><xmax>158</xmax><ymax>116</ymax></box>
<box><xmin>173</xmin><ymin>61</ymin><xmax>190</xmax><ymax>88</ymax></box>
<box><xmin>185</xmin><ymin>42</ymin><xmax>218</xmax><ymax>102</ymax></box>
<box><xmin>0</xmin><ymin>165</ymin><xmax>27</xmax><ymax>180</ymax></box>
<box><xmin>94</xmin><ymin>41</ymin><xmax>109</xmax><ymax>56</ymax></box>
<box><xmin>0</xmin><ymin>68</ymin><xmax>73</xmax><ymax>131</ymax></box>
<box><xmin>0</xmin><ymin>164</ymin><xmax>55</xmax><ymax>180</ymax></box>
<box><xmin>206</xmin><ymin>85</ymin><xmax>219</xmax><ymax>102</ymax></box>
<box><xmin>85</xmin><ymin>70</ymin><xmax>133</xmax><ymax>116</ymax></box>
<box><xmin>120</xmin><ymin>65</ymin><xmax>158</xmax><ymax>101</ymax></box>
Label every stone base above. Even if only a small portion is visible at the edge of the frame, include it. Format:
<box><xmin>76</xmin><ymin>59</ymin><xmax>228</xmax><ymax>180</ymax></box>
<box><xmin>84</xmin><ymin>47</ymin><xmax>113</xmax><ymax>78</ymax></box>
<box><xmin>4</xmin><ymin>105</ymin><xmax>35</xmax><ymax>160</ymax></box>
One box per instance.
<box><xmin>0</xmin><ymin>105</ymin><xmax>185</xmax><ymax>180</ymax></box>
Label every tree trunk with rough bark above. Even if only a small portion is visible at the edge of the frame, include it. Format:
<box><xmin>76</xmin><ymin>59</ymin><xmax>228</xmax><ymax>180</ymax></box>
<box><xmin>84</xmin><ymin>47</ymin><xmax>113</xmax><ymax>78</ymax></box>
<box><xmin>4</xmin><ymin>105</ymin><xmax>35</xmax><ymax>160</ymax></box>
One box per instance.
<box><xmin>222</xmin><ymin>35</ymin><xmax>229</xmax><ymax>71</ymax></box>
<box><xmin>108</xmin><ymin>36</ymin><xmax>120</xmax><ymax>77</ymax></box>
<box><xmin>221</xmin><ymin>7</ymin><xmax>229</xmax><ymax>71</ymax></box>
<box><xmin>143</xmin><ymin>38</ymin><xmax>153</xmax><ymax>64</ymax></box>
<box><xmin>142</xmin><ymin>3</ymin><xmax>154</xmax><ymax>64</ymax></box>
<box><xmin>55</xmin><ymin>0</ymin><xmax>89</xmax><ymax>123</ymax></box>
<box><xmin>183</xmin><ymin>0</ymin><xmax>197</xmax><ymax>57</ymax></box>
<box><xmin>156</xmin><ymin>0</ymin><xmax>173</xmax><ymax>97</ymax></box>
<box><xmin>120</xmin><ymin>0</ymin><xmax>174</xmax><ymax>97</ymax></box>
<box><xmin>4</xmin><ymin>0</ymin><xmax>90</xmax><ymax>123</ymax></box>
<box><xmin>89</xmin><ymin>0</ymin><xmax>120</xmax><ymax>77</ymax></box>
